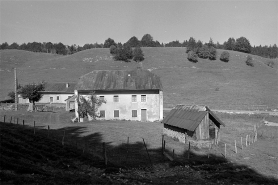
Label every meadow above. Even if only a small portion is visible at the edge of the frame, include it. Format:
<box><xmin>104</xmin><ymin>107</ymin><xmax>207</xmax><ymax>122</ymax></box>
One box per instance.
<box><xmin>1</xmin><ymin>48</ymin><xmax>277</xmax><ymax>109</ymax></box>
<box><xmin>1</xmin><ymin>109</ymin><xmax>277</xmax><ymax>184</ymax></box>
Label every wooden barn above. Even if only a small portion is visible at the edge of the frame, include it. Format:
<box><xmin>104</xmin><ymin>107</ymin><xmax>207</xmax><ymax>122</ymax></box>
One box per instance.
<box><xmin>162</xmin><ymin>105</ymin><xmax>225</xmax><ymax>148</ymax></box>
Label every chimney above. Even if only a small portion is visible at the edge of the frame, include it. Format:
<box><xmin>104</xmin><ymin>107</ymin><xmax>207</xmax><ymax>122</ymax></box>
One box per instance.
<box><xmin>66</xmin><ymin>83</ymin><xmax>69</xmax><ymax>88</ymax></box>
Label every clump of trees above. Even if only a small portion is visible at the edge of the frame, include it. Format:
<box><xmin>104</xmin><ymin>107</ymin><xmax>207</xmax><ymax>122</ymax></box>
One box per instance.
<box><xmin>110</xmin><ymin>43</ymin><xmax>145</xmax><ymax>63</ymax></box>
<box><xmin>18</xmin><ymin>82</ymin><xmax>46</xmax><ymax>111</ymax></box>
<box><xmin>245</xmin><ymin>55</ymin><xmax>254</xmax><ymax>67</ymax></box>
<box><xmin>186</xmin><ymin>38</ymin><xmax>217</xmax><ymax>62</ymax></box>
<box><xmin>77</xmin><ymin>92</ymin><xmax>106</xmax><ymax>121</ymax></box>
<box><xmin>220</xmin><ymin>51</ymin><xmax>230</xmax><ymax>62</ymax></box>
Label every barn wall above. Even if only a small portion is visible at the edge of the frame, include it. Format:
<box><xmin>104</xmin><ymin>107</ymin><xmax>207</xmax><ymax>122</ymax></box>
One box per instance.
<box><xmin>196</xmin><ymin>113</ymin><xmax>210</xmax><ymax>140</ymax></box>
<box><xmin>163</xmin><ymin>124</ymin><xmax>196</xmax><ymax>143</ymax></box>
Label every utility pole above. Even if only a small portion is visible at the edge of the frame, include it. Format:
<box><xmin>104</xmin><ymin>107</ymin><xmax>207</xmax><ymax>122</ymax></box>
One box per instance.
<box><xmin>14</xmin><ymin>68</ymin><xmax>18</xmax><ymax>111</ymax></box>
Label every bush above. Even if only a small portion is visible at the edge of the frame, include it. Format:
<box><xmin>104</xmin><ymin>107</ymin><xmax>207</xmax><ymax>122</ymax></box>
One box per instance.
<box><xmin>246</xmin><ymin>55</ymin><xmax>254</xmax><ymax>67</ymax></box>
<box><xmin>197</xmin><ymin>45</ymin><xmax>210</xmax><ymax>59</ymax></box>
<box><xmin>220</xmin><ymin>51</ymin><xmax>230</xmax><ymax>62</ymax></box>
<box><xmin>187</xmin><ymin>51</ymin><xmax>198</xmax><ymax>63</ymax></box>
<box><xmin>109</xmin><ymin>45</ymin><xmax>117</xmax><ymax>55</ymax></box>
<box><xmin>266</xmin><ymin>60</ymin><xmax>274</xmax><ymax>68</ymax></box>
<box><xmin>208</xmin><ymin>47</ymin><xmax>217</xmax><ymax>60</ymax></box>
<box><xmin>133</xmin><ymin>47</ymin><xmax>144</xmax><ymax>62</ymax></box>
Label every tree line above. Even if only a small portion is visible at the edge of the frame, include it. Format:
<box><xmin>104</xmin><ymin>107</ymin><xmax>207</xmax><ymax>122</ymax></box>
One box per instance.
<box><xmin>1</xmin><ymin>34</ymin><xmax>277</xmax><ymax>58</ymax></box>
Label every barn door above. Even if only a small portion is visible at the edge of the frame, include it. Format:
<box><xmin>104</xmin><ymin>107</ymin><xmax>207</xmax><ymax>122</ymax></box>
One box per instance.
<box><xmin>141</xmin><ymin>109</ymin><xmax>147</xmax><ymax>121</ymax></box>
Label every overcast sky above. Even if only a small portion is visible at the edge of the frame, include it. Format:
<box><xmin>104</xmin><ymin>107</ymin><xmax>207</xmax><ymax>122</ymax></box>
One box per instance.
<box><xmin>1</xmin><ymin>0</ymin><xmax>277</xmax><ymax>46</ymax></box>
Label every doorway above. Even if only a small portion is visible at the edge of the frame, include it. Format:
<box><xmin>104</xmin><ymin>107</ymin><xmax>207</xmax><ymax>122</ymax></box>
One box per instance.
<box><xmin>141</xmin><ymin>109</ymin><xmax>147</xmax><ymax>121</ymax></box>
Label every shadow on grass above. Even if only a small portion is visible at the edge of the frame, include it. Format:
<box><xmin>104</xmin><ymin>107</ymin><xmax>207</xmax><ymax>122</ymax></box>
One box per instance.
<box><xmin>54</xmin><ymin>124</ymin><xmax>278</xmax><ymax>184</ymax></box>
<box><xmin>2</xmin><ymin>121</ymin><xmax>278</xmax><ymax>184</ymax></box>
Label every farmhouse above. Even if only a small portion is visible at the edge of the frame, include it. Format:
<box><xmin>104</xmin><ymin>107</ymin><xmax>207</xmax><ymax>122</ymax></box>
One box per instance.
<box><xmin>162</xmin><ymin>105</ymin><xmax>225</xmax><ymax>148</ymax></box>
<box><xmin>19</xmin><ymin>82</ymin><xmax>76</xmax><ymax>107</ymax></box>
<box><xmin>74</xmin><ymin>67</ymin><xmax>163</xmax><ymax>122</ymax></box>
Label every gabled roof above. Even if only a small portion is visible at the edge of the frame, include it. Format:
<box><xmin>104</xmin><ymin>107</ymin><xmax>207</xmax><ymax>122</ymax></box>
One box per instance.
<box><xmin>162</xmin><ymin>105</ymin><xmax>225</xmax><ymax>131</ymax></box>
<box><xmin>43</xmin><ymin>83</ymin><xmax>76</xmax><ymax>93</ymax></box>
<box><xmin>65</xmin><ymin>95</ymin><xmax>76</xmax><ymax>101</ymax></box>
<box><xmin>75</xmin><ymin>67</ymin><xmax>163</xmax><ymax>91</ymax></box>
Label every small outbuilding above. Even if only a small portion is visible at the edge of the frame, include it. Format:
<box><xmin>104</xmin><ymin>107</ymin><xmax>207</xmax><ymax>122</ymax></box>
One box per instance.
<box><xmin>65</xmin><ymin>95</ymin><xmax>76</xmax><ymax>111</ymax></box>
<box><xmin>162</xmin><ymin>105</ymin><xmax>225</xmax><ymax>148</ymax></box>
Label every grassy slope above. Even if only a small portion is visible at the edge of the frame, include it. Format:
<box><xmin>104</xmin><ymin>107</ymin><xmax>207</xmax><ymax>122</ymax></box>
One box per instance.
<box><xmin>1</xmin><ymin>48</ymin><xmax>277</xmax><ymax>108</ymax></box>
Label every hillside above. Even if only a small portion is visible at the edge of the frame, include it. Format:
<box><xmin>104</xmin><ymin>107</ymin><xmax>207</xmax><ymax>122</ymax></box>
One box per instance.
<box><xmin>0</xmin><ymin>48</ymin><xmax>277</xmax><ymax>109</ymax></box>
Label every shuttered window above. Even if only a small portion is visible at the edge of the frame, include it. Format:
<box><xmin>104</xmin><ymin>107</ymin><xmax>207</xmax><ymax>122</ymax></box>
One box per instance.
<box><xmin>132</xmin><ymin>110</ymin><xmax>137</xmax><ymax>117</ymax></box>
<box><xmin>114</xmin><ymin>110</ymin><xmax>119</xmax><ymax>118</ymax></box>
<box><xmin>113</xmin><ymin>95</ymin><xmax>119</xmax><ymax>102</ymax></box>
<box><xmin>100</xmin><ymin>110</ymin><xmax>105</xmax><ymax>118</ymax></box>
<box><xmin>132</xmin><ymin>95</ymin><xmax>137</xmax><ymax>102</ymax></box>
<box><xmin>141</xmin><ymin>95</ymin><xmax>146</xmax><ymax>102</ymax></box>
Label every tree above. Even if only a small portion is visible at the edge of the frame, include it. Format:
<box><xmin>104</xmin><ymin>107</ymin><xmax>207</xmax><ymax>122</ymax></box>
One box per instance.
<box><xmin>220</xmin><ymin>51</ymin><xmax>230</xmax><ymax>62</ymax></box>
<box><xmin>187</xmin><ymin>51</ymin><xmax>198</xmax><ymax>63</ymax></box>
<box><xmin>141</xmin><ymin>34</ymin><xmax>154</xmax><ymax>47</ymax></box>
<box><xmin>245</xmin><ymin>55</ymin><xmax>254</xmax><ymax>67</ymax></box>
<box><xmin>133</xmin><ymin>46</ymin><xmax>144</xmax><ymax>62</ymax></box>
<box><xmin>103</xmin><ymin>38</ymin><xmax>116</xmax><ymax>48</ymax></box>
<box><xmin>197</xmin><ymin>45</ymin><xmax>210</xmax><ymax>59</ymax></box>
<box><xmin>18</xmin><ymin>82</ymin><xmax>45</xmax><ymax>111</ymax></box>
<box><xmin>207</xmin><ymin>38</ymin><xmax>215</xmax><ymax>48</ymax></box>
<box><xmin>54</xmin><ymin>42</ymin><xmax>66</xmax><ymax>55</ymax></box>
<box><xmin>224</xmin><ymin>37</ymin><xmax>236</xmax><ymax>50</ymax></box>
<box><xmin>0</xmin><ymin>42</ymin><xmax>9</xmax><ymax>49</ymax></box>
<box><xmin>77</xmin><ymin>92</ymin><xmax>106</xmax><ymax>121</ymax></box>
<box><xmin>9</xmin><ymin>42</ymin><xmax>19</xmax><ymax>49</ymax></box>
<box><xmin>186</xmin><ymin>37</ymin><xmax>197</xmax><ymax>53</ymax></box>
<box><xmin>123</xmin><ymin>44</ymin><xmax>133</xmax><ymax>59</ymax></box>
<box><xmin>125</xmin><ymin>36</ymin><xmax>141</xmax><ymax>47</ymax></box>
<box><xmin>235</xmin><ymin>37</ymin><xmax>252</xmax><ymax>53</ymax></box>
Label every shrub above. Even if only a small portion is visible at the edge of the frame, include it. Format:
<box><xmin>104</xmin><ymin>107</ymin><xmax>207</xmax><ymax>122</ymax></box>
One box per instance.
<box><xmin>208</xmin><ymin>47</ymin><xmax>217</xmax><ymax>60</ymax></box>
<box><xmin>187</xmin><ymin>51</ymin><xmax>198</xmax><ymax>63</ymax></box>
<box><xmin>197</xmin><ymin>45</ymin><xmax>210</xmax><ymax>59</ymax></box>
<box><xmin>109</xmin><ymin>45</ymin><xmax>117</xmax><ymax>55</ymax></box>
<box><xmin>133</xmin><ymin>46</ymin><xmax>144</xmax><ymax>62</ymax></box>
<box><xmin>246</xmin><ymin>55</ymin><xmax>254</xmax><ymax>67</ymax></box>
<box><xmin>266</xmin><ymin>60</ymin><xmax>274</xmax><ymax>68</ymax></box>
<box><xmin>220</xmin><ymin>51</ymin><xmax>230</xmax><ymax>62</ymax></box>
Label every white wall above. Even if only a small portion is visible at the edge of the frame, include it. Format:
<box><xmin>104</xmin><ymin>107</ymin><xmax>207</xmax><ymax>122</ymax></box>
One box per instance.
<box><xmin>76</xmin><ymin>90</ymin><xmax>163</xmax><ymax>122</ymax></box>
<box><xmin>18</xmin><ymin>93</ymin><xmax>73</xmax><ymax>104</ymax></box>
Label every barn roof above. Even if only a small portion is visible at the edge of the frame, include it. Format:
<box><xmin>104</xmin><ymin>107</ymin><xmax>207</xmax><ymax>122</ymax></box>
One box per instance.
<box><xmin>75</xmin><ymin>67</ymin><xmax>163</xmax><ymax>91</ymax></box>
<box><xmin>43</xmin><ymin>82</ymin><xmax>76</xmax><ymax>93</ymax></box>
<box><xmin>162</xmin><ymin>105</ymin><xmax>225</xmax><ymax>131</ymax></box>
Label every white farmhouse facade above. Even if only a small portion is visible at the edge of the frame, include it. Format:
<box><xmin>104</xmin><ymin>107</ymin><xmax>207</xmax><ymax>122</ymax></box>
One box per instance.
<box><xmin>74</xmin><ymin>68</ymin><xmax>163</xmax><ymax>122</ymax></box>
<box><xmin>18</xmin><ymin>83</ymin><xmax>75</xmax><ymax>106</ymax></box>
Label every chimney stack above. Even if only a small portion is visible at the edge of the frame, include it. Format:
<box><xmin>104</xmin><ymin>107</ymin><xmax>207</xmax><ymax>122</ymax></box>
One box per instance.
<box><xmin>66</xmin><ymin>83</ymin><xmax>69</xmax><ymax>88</ymax></box>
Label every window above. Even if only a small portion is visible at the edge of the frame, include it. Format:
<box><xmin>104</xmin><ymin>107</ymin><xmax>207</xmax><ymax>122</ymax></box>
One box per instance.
<box><xmin>132</xmin><ymin>95</ymin><xmax>137</xmax><ymax>102</ymax></box>
<box><xmin>113</xmin><ymin>95</ymin><xmax>119</xmax><ymax>102</ymax></box>
<box><xmin>99</xmin><ymin>110</ymin><xmax>105</xmax><ymax>118</ymax></box>
<box><xmin>50</xmin><ymin>97</ymin><xmax>53</xmax><ymax>102</ymax></box>
<box><xmin>99</xmin><ymin>96</ymin><xmax>105</xmax><ymax>101</ymax></box>
<box><xmin>141</xmin><ymin>95</ymin><xmax>146</xmax><ymax>102</ymax></box>
<box><xmin>132</xmin><ymin>110</ymin><xmax>137</xmax><ymax>117</ymax></box>
<box><xmin>114</xmin><ymin>110</ymin><xmax>119</xmax><ymax>118</ymax></box>
<box><xmin>57</xmin><ymin>96</ymin><xmax>59</xmax><ymax>100</ymax></box>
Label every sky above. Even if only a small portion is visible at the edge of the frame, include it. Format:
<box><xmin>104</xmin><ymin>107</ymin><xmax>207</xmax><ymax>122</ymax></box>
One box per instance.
<box><xmin>0</xmin><ymin>0</ymin><xmax>277</xmax><ymax>47</ymax></box>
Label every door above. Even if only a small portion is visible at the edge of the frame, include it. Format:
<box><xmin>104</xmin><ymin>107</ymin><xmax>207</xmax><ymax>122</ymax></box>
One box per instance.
<box><xmin>50</xmin><ymin>97</ymin><xmax>53</xmax><ymax>103</ymax></box>
<box><xmin>69</xmin><ymin>101</ymin><xmax>75</xmax><ymax>109</ymax></box>
<box><xmin>141</xmin><ymin>109</ymin><xmax>147</xmax><ymax>121</ymax></box>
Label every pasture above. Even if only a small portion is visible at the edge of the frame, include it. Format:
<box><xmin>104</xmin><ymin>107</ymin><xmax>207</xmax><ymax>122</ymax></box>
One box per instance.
<box><xmin>1</xmin><ymin>109</ymin><xmax>278</xmax><ymax>184</ymax></box>
<box><xmin>1</xmin><ymin>48</ymin><xmax>277</xmax><ymax>109</ymax></box>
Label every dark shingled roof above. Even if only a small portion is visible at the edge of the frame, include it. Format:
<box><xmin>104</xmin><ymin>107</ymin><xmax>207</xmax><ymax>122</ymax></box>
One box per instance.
<box><xmin>162</xmin><ymin>105</ymin><xmax>225</xmax><ymax>131</ymax></box>
<box><xmin>76</xmin><ymin>68</ymin><xmax>163</xmax><ymax>90</ymax></box>
<box><xmin>43</xmin><ymin>83</ymin><xmax>76</xmax><ymax>93</ymax></box>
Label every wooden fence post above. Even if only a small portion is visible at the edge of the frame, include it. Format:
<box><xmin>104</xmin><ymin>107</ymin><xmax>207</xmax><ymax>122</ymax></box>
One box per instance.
<box><xmin>3</xmin><ymin>115</ymin><xmax>5</xmax><ymax>123</ymax></box>
<box><xmin>162</xmin><ymin>134</ymin><xmax>164</xmax><ymax>155</ymax></box>
<box><xmin>103</xmin><ymin>142</ymin><xmax>107</xmax><ymax>166</ymax></box>
<box><xmin>187</xmin><ymin>142</ymin><xmax>191</xmax><ymax>159</ymax></box>
<box><xmin>33</xmin><ymin>121</ymin><xmax>36</xmax><ymax>134</ymax></box>
<box><xmin>126</xmin><ymin>137</ymin><xmax>129</xmax><ymax>160</ymax></box>
<box><xmin>17</xmin><ymin>118</ymin><xmax>18</xmax><ymax>125</ymax></box>
<box><xmin>246</xmin><ymin>135</ymin><xmax>248</xmax><ymax>147</ymax></box>
<box><xmin>224</xmin><ymin>143</ymin><xmax>227</xmax><ymax>158</ymax></box>
<box><xmin>23</xmin><ymin>120</ymin><xmax>24</xmax><ymax>126</ymax></box>
<box><xmin>235</xmin><ymin>140</ymin><xmax>237</xmax><ymax>153</ymax></box>
<box><xmin>10</xmin><ymin>116</ymin><xmax>12</xmax><ymax>124</ymax></box>
<box><xmin>142</xmin><ymin>138</ymin><xmax>152</xmax><ymax>167</ymax></box>
<box><xmin>241</xmin><ymin>137</ymin><xmax>243</xmax><ymax>149</ymax></box>
<box><xmin>47</xmin><ymin>125</ymin><xmax>50</xmax><ymax>137</ymax></box>
<box><xmin>172</xmin><ymin>149</ymin><xmax>175</xmax><ymax>159</ymax></box>
<box><xmin>62</xmin><ymin>129</ymin><xmax>65</xmax><ymax>146</ymax></box>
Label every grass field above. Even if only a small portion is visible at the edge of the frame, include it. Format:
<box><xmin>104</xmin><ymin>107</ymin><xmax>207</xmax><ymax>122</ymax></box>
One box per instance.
<box><xmin>1</xmin><ymin>48</ymin><xmax>277</xmax><ymax>109</ymax></box>
<box><xmin>1</xmin><ymin>109</ymin><xmax>278</xmax><ymax>184</ymax></box>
